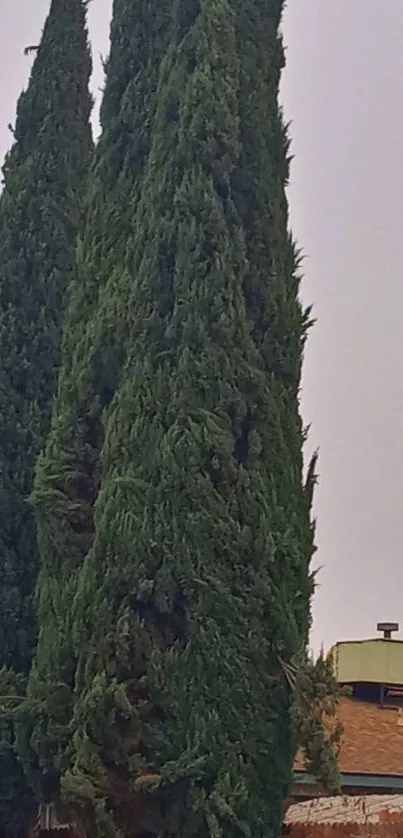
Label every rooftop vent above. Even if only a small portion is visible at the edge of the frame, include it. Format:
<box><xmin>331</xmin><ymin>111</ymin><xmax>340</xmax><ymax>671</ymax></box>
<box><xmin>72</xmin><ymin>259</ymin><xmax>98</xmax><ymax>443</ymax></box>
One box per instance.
<box><xmin>377</xmin><ymin>622</ymin><xmax>399</xmax><ymax>640</ymax></box>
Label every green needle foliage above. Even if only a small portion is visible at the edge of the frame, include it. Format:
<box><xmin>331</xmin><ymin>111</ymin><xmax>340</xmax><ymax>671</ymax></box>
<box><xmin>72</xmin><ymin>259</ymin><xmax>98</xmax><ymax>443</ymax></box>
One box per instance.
<box><xmin>0</xmin><ymin>0</ymin><xmax>93</xmax><ymax>832</ymax></box>
<box><xmin>287</xmin><ymin>649</ymin><xmax>347</xmax><ymax>796</ymax></box>
<box><xmin>31</xmin><ymin>0</ymin><xmax>173</xmax><ymax>693</ymax></box>
<box><xmin>30</xmin><ymin>1</ymin><xmax>316</xmax><ymax>837</ymax></box>
<box><xmin>0</xmin><ymin>0</ymin><xmax>93</xmax><ymax>675</ymax></box>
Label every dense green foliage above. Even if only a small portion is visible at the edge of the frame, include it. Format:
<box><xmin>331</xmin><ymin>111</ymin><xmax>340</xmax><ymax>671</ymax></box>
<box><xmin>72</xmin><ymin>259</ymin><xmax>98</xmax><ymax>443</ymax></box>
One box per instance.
<box><xmin>0</xmin><ymin>0</ymin><xmax>93</xmax><ymax>674</ymax></box>
<box><xmin>28</xmin><ymin>1</ymin><xmax>315</xmax><ymax>837</ymax></box>
<box><xmin>289</xmin><ymin>650</ymin><xmax>346</xmax><ymax>795</ymax></box>
<box><xmin>0</xmin><ymin>0</ymin><xmax>93</xmax><ymax>831</ymax></box>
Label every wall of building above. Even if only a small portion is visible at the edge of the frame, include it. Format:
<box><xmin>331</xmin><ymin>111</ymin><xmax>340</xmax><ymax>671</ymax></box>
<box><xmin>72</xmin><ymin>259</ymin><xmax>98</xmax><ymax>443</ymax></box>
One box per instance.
<box><xmin>285</xmin><ymin>794</ymin><xmax>403</xmax><ymax>838</ymax></box>
<box><xmin>331</xmin><ymin>640</ymin><xmax>403</xmax><ymax>686</ymax></box>
<box><xmin>287</xmin><ymin>824</ymin><xmax>403</xmax><ymax>838</ymax></box>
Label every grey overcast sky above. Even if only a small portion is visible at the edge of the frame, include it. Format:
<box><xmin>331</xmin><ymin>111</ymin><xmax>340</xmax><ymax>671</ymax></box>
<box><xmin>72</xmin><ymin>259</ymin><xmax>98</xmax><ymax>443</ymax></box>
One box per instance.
<box><xmin>1</xmin><ymin>1</ymin><xmax>402</xmax><ymax>653</ymax></box>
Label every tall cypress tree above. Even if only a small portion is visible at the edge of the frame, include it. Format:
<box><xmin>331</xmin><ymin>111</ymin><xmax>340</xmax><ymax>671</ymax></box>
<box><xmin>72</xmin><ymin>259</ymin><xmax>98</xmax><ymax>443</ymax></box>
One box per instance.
<box><xmin>0</xmin><ymin>0</ymin><xmax>93</xmax><ymax>833</ymax></box>
<box><xmin>0</xmin><ymin>0</ymin><xmax>93</xmax><ymax>675</ymax></box>
<box><xmin>230</xmin><ymin>0</ymin><xmax>316</xmax><ymax>791</ymax></box>
<box><xmin>26</xmin><ymin>0</ymin><xmax>174</xmax><ymax>794</ymax></box>
<box><xmin>31</xmin><ymin>0</ymin><xmax>173</xmax><ymax>691</ymax></box>
<box><xmin>31</xmin><ymin>1</ymin><xmax>315</xmax><ymax>837</ymax></box>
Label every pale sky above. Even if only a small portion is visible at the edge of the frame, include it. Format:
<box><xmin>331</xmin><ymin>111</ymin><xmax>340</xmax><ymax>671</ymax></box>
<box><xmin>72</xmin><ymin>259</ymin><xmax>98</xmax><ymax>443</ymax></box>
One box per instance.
<box><xmin>1</xmin><ymin>0</ymin><xmax>402</xmax><ymax>653</ymax></box>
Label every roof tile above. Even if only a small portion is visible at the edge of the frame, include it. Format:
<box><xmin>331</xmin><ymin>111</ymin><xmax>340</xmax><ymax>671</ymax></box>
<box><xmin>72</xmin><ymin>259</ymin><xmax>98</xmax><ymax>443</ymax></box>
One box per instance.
<box><xmin>294</xmin><ymin>697</ymin><xmax>403</xmax><ymax>776</ymax></box>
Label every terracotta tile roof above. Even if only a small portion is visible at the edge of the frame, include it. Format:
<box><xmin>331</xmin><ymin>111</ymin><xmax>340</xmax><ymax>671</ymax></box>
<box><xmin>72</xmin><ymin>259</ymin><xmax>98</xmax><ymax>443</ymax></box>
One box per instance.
<box><xmin>285</xmin><ymin>795</ymin><xmax>403</xmax><ymax>825</ymax></box>
<box><xmin>294</xmin><ymin>696</ymin><xmax>403</xmax><ymax>776</ymax></box>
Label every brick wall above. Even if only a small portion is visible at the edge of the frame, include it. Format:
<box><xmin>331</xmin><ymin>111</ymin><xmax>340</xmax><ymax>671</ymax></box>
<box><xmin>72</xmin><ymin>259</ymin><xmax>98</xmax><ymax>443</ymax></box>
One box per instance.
<box><xmin>287</xmin><ymin>823</ymin><xmax>403</xmax><ymax>838</ymax></box>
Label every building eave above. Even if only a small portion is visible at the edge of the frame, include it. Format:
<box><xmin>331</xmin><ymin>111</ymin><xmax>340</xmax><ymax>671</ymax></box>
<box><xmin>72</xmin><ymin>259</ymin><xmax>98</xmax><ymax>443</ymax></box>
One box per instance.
<box><xmin>294</xmin><ymin>770</ymin><xmax>403</xmax><ymax>790</ymax></box>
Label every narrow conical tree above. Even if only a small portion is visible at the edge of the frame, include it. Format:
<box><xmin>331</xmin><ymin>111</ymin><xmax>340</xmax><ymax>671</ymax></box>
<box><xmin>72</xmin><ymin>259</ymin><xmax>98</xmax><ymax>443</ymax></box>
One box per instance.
<box><xmin>0</xmin><ymin>0</ymin><xmax>93</xmax><ymax>676</ymax></box>
<box><xmin>31</xmin><ymin>1</ymin><xmax>315</xmax><ymax>836</ymax></box>
<box><xmin>0</xmin><ymin>0</ymin><xmax>93</xmax><ymax>833</ymax></box>
<box><xmin>26</xmin><ymin>0</ymin><xmax>175</xmax><ymax>790</ymax></box>
<box><xmin>230</xmin><ymin>0</ymin><xmax>316</xmax><ymax>753</ymax></box>
<box><xmin>31</xmin><ymin>0</ymin><xmax>174</xmax><ymax>691</ymax></box>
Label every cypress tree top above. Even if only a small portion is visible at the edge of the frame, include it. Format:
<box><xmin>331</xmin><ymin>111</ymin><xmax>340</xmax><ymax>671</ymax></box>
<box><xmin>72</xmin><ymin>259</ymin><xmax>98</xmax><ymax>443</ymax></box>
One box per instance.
<box><xmin>0</xmin><ymin>0</ymin><xmax>93</xmax><ymax>675</ymax></box>
<box><xmin>0</xmin><ymin>1</ymin><xmax>93</xmax><ymax>832</ymax></box>
<box><xmin>31</xmin><ymin>1</ymin><xmax>315</xmax><ymax>837</ymax></box>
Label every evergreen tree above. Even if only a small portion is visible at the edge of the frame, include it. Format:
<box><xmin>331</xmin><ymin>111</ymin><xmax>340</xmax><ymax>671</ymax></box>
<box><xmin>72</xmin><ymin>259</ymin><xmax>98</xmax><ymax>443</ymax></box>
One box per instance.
<box><xmin>283</xmin><ymin>649</ymin><xmax>346</xmax><ymax>795</ymax></box>
<box><xmin>0</xmin><ymin>0</ymin><xmax>93</xmax><ymax>832</ymax></box>
<box><xmin>31</xmin><ymin>1</ymin><xmax>315</xmax><ymax>837</ymax></box>
<box><xmin>0</xmin><ymin>0</ymin><xmax>93</xmax><ymax>675</ymax></box>
<box><xmin>232</xmin><ymin>0</ymin><xmax>315</xmax><ymax>643</ymax></box>
<box><xmin>30</xmin><ymin>0</ymin><xmax>174</xmax><ymax>693</ymax></box>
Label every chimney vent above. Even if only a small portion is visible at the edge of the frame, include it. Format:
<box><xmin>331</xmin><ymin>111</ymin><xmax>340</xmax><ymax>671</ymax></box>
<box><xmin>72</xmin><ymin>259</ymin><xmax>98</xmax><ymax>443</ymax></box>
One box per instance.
<box><xmin>377</xmin><ymin>622</ymin><xmax>399</xmax><ymax>639</ymax></box>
